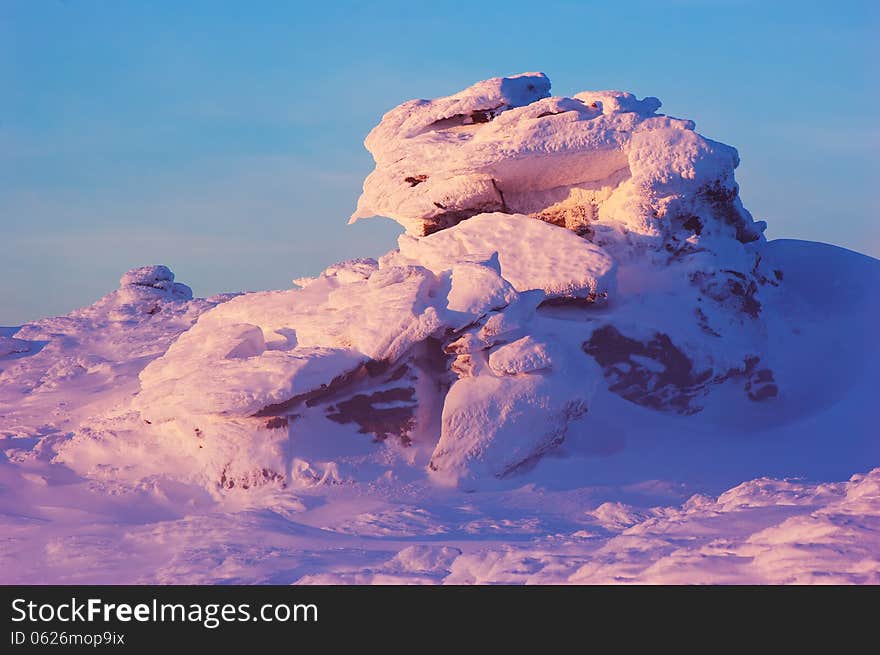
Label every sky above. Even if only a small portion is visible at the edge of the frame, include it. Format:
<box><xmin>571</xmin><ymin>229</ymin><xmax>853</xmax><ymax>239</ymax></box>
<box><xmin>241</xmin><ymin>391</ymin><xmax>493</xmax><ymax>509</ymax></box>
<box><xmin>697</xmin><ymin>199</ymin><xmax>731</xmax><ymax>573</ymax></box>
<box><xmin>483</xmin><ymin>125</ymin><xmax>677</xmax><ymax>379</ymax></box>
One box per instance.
<box><xmin>2</xmin><ymin>0</ymin><xmax>878</xmax><ymax>324</ymax></box>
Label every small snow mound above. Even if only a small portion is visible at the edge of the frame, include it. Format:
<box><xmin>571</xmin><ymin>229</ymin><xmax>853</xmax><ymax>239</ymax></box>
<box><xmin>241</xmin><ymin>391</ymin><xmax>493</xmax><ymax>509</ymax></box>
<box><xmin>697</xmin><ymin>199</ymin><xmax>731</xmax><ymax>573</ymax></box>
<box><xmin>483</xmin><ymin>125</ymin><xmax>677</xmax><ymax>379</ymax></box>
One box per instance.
<box><xmin>588</xmin><ymin>501</ymin><xmax>651</xmax><ymax>530</ymax></box>
<box><xmin>322</xmin><ymin>258</ymin><xmax>380</xmax><ymax>284</ymax></box>
<box><xmin>446</xmin><ymin>262</ymin><xmax>518</xmax><ymax>315</ymax></box>
<box><xmin>387</xmin><ymin>545</ymin><xmax>462</xmax><ymax>574</ymax></box>
<box><xmin>573</xmin><ymin>90</ymin><xmax>661</xmax><ymax>116</ymax></box>
<box><xmin>115</xmin><ymin>265</ymin><xmax>193</xmax><ymax>309</ymax></box>
<box><xmin>120</xmin><ymin>265</ymin><xmax>175</xmax><ymax>288</ymax></box>
<box><xmin>488</xmin><ymin>336</ymin><xmax>553</xmax><ymax>375</ymax></box>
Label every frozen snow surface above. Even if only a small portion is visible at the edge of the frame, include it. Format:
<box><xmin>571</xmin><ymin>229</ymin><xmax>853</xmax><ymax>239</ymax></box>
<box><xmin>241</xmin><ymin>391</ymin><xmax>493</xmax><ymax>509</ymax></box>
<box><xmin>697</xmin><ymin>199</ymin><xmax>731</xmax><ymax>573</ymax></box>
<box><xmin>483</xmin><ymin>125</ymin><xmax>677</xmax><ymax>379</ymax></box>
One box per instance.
<box><xmin>1</xmin><ymin>73</ymin><xmax>878</xmax><ymax>584</ymax></box>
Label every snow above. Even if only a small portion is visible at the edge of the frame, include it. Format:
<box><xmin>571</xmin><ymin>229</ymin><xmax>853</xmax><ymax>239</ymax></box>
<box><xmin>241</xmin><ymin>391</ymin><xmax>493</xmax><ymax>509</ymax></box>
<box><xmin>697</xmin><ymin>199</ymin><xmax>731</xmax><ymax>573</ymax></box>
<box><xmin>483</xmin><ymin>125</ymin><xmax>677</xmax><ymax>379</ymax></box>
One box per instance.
<box><xmin>351</xmin><ymin>74</ymin><xmax>762</xmax><ymax>246</ymax></box>
<box><xmin>1</xmin><ymin>73</ymin><xmax>877</xmax><ymax>585</ymax></box>
<box><xmin>431</xmin><ymin>373</ymin><xmax>589</xmax><ymax>486</ymax></box>
<box><xmin>488</xmin><ymin>336</ymin><xmax>553</xmax><ymax>376</ymax></box>
<box><xmin>0</xmin><ymin>336</ymin><xmax>29</xmax><ymax>357</ymax></box>
<box><xmin>445</xmin><ymin>262</ymin><xmax>518</xmax><ymax>315</ymax></box>
<box><xmin>392</xmin><ymin>212</ymin><xmax>615</xmax><ymax>299</ymax></box>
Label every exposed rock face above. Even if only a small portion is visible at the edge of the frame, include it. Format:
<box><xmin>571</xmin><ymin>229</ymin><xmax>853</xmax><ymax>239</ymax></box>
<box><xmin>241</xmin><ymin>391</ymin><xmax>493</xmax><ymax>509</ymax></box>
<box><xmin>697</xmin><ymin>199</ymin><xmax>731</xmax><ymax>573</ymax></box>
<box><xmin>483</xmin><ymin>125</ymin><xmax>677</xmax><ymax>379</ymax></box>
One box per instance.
<box><xmin>584</xmin><ymin>326</ymin><xmax>712</xmax><ymax>414</ymax></box>
<box><xmin>60</xmin><ymin>73</ymin><xmax>788</xmax><ymax>491</ymax></box>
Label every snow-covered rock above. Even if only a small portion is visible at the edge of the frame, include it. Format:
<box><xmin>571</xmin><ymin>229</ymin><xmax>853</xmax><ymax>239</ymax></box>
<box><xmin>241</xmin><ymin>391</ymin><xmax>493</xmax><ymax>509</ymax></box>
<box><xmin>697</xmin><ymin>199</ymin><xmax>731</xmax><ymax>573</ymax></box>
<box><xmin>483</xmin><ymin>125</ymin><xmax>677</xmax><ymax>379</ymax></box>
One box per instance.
<box><xmin>390</xmin><ymin>212</ymin><xmax>615</xmax><ymax>299</ymax></box>
<box><xmin>488</xmin><ymin>336</ymin><xmax>553</xmax><ymax>376</ymax></box>
<box><xmin>39</xmin><ymin>74</ymin><xmax>877</xmax><ymax>497</ymax></box>
<box><xmin>112</xmin><ymin>265</ymin><xmax>194</xmax><ymax>317</ymax></box>
<box><xmin>119</xmin><ymin>264</ymin><xmax>182</xmax><ymax>291</ymax></box>
<box><xmin>351</xmin><ymin>73</ymin><xmax>763</xmax><ymax>248</ymax></box>
<box><xmin>104</xmin><ymin>215</ymin><xmax>615</xmax><ymax>490</ymax></box>
<box><xmin>1</xmin><ymin>73</ymin><xmax>878</xmax><ymax>585</ymax></box>
<box><xmin>430</xmin><ymin>373</ymin><xmax>588</xmax><ymax>486</ymax></box>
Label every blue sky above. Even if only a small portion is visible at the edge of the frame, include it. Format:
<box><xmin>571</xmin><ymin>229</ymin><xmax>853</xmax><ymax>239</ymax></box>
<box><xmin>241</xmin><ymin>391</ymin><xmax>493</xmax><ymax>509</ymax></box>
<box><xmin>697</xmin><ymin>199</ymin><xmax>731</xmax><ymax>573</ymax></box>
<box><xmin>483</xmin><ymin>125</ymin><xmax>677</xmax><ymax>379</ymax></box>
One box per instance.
<box><xmin>2</xmin><ymin>0</ymin><xmax>877</xmax><ymax>324</ymax></box>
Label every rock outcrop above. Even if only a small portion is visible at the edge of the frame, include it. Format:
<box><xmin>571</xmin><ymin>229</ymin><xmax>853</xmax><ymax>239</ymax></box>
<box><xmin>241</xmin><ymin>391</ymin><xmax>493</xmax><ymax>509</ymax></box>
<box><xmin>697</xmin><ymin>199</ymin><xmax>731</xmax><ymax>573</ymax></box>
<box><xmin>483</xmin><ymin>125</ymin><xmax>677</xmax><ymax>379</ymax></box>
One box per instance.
<box><xmin>58</xmin><ymin>73</ymin><xmax>791</xmax><ymax>490</ymax></box>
